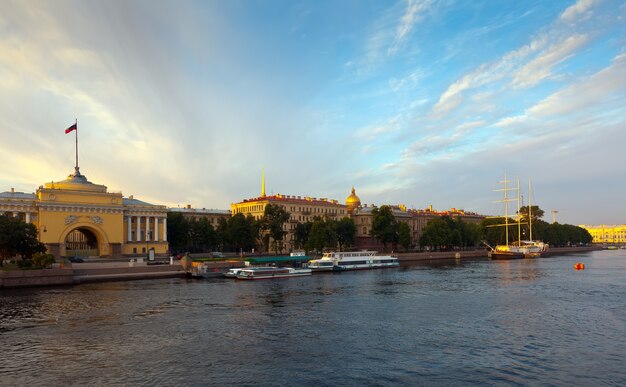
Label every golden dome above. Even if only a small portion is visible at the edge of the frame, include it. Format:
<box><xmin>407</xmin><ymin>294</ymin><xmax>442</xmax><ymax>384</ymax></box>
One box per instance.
<box><xmin>346</xmin><ymin>186</ymin><xmax>361</xmax><ymax>210</ymax></box>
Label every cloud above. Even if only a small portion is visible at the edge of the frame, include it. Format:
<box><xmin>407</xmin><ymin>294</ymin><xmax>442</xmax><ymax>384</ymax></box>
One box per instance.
<box><xmin>528</xmin><ymin>53</ymin><xmax>626</xmax><ymax>117</ymax></box>
<box><xmin>495</xmin><ymin>115</ymin><xmax>527</xmax><ymax>127</ymax></box>
<box><xmin>560</xmin><ymin>0</ymin><xmax>597</xmax><ymax>23</ymax></box>
<box><xmin>388</xmin><ymin>0</ymin><xmax>433</xmax><ymax>55</ymax></box>
<box><xmin>431</xmin><ymin>0</ymin><xmax>602</xmax><ymax>116</ymax></box>
<box><xmin>512</xmin><ymin>34</ymin><xmax>589</xmax><ymax>88</ymax></box>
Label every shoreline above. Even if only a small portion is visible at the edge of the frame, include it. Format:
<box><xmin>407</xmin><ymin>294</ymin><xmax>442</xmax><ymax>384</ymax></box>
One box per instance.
<box><xmin>0</xmin><ymin>246</ymin><xmax>604</xmax><ymax>289</ymax></box>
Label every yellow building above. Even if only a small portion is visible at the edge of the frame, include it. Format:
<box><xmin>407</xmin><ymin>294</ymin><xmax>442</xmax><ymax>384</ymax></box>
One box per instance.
<box><xmin>579</xmin><ymin>224</ymin><xmax>626</xmax><ymax>244</ymax></box>
<box><xmin>231</xmin><ymin>176</ymin><xmax>348</xmax><ymax>251</ymax></box>
<box><xmin>0</xmin><ymin>167</ymin><xmax>168</xmax><ymax>260</ymax></box>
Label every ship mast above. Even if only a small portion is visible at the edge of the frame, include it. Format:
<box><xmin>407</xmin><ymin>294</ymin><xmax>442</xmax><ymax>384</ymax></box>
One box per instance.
<box><xmin>528</xmin><ymin>178</ymin><xmax>533</xmax><ymax>242</ymax></box>
<box><xmin>517</xmin><ymin>177</ymin><xmax>521</xmax><ymax>246</ymax></box>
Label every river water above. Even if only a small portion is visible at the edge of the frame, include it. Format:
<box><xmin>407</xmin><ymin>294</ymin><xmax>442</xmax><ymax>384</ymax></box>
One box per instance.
<box><xmin>1</xmin><ymin>250</ymin><xmax>625</xmax><ymax>386</ymax></box>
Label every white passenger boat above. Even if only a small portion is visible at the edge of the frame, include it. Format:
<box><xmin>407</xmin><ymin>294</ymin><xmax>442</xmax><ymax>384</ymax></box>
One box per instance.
<box><xmin>223</xmin><ymin>268</ymin><xmax>244</xmax><ymax>278</ymax></box>
<box><xmin>236</xmin><ymin>267</ymin><xmax>312</xmax><ymax>280</ymax></box>
<box><xmin>307</xmin><ymin>251</ymin><xmax>399</xmax><ymax>271</ymax></box>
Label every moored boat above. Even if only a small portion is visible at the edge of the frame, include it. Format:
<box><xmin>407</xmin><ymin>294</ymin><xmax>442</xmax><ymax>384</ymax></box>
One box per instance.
<box><xmin>487</xmin><ymin>175</ymin><xmax>549</xmax><ymax>259</ymax></box>
<box><xmin>224</xmin><ymin>267</ymin><xmax>244</xmax><ymax>278</ymax></box>
<box><xmin>308</xmin><ymin>251</ymin><xmax>399</xmax><ymax>271</ymax></box>
<box><xmin>236</xmin><ymin>267</ymin><xmax>312</xmax><ymax>280</ymax></box>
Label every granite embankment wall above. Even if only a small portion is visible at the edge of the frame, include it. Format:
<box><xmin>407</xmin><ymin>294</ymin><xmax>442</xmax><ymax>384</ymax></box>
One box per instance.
<box><xmin>0</xmin><ymin>268</ymin><xmax>75</xmax><ymax>288</ymax></box>
<box><xmin>0</xmin><ymin>247</ymin><xmax>602</xmax><ymax>288</ymax></box>
<box><xmin>396</xmin><ymin>245</ymin><xmax>601</xmax><ymax>262</ymax></box>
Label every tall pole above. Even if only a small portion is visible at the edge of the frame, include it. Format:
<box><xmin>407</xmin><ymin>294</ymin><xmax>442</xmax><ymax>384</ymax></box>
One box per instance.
<box><xmin>75</xmin><ymin>118</ymin><xmax>79</xmax><ymax>173</ymax></box>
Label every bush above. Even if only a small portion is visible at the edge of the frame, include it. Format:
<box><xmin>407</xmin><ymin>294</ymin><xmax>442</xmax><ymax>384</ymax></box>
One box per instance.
<box><xmin>17</xmin><ymin>259</ymin><xmax>33</xmax><ymax>268</ymax></box>
<box><xmin>32</xmin><ymin>253</ymin><xmax>55</xmax><ymax>268</ymax></box>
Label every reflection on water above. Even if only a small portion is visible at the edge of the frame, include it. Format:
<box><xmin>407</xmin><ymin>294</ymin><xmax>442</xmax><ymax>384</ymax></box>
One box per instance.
<box><xmin>1</xmin><ymin>250</ymin><xmax>626</xmax><ymax>385</ymax></box>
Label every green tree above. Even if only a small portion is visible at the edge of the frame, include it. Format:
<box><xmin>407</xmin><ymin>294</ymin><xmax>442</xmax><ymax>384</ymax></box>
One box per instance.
<box><xmin>188</xmin><ymin>218</ymin><xmax>217</xmax><ymax>253</ymax></box>
<box><xmin>336</xmin><ymin>217</ymin><xmax>356</xmax><ymax>251</ymax></box>
<box><xmin>419</xmin><ymin>217</ymin><xmax>452</xmax><ymax>250</ymax></box>
<box><xmin>371</xmin><ymin>206</ymin><xmax>399</xmax><ymax>252</ymax></box>
<box><xmin>262</xmin><ymin>204</ymin><xmax>291</xmax><ymax>254</ymax></box>
<box><xmin>398</xmin><ymin>222</ymin><xmax>412</xmax><ymax>251</ymax></box>
<box><xmin>518</xmin><ymin>205</ymin><xmax>545</xmax><ymax>224</ymax></box>
<box><xmin>0</xmin><ymin>215</ymin><xmax>45</xmax><ymax>265</ymax></box>
<box><xmin>167</xmin><ymin>212</ymin><xmax>190</xmax><ymax>254</ymax></box>
<box><xmin>228</xmin><ymin>213</ymin><xmax>260</xmax><ymax>253</ymax></box>
<box><xmin>306</xmin><ymin>217</ymin><xmax>337</xmax><ymax>253</ymax></box>
<box><xmin>294</xmin><ymin>221</ymin><xmax>312</xmax><ymax>251</ymax></box>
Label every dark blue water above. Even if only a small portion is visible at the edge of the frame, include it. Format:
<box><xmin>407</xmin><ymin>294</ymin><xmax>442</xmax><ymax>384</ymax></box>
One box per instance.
<box><xmin>1</xmin><ymin>250</ymin><xmax>626</xmax><ymax>386</ymax></box>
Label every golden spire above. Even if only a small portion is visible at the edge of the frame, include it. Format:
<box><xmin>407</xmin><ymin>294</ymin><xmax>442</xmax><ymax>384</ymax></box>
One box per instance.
<box><xmin>261</xmin><ymin>168</ymin><xmax>266</xmax><ymax>197</ymax></box>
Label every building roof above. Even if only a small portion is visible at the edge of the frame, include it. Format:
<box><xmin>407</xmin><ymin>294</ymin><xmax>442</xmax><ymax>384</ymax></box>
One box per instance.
<box><xmin>170</xmin><ymin>207</ymin><xmax>231</xmax><ymax>215</ymax></box>
<box><xmin>236</xmin><ymin>194</ymin><xmax>345</xmax><ymax>207</ymax></box>
<box><xmin>42</xmin><ymin>168</ymin><xmax>108</xmax><ymax>193</ymax></box>
<box><xmin>123</xmin><ymin>197</ymin><xmax>165</xmax><ymax>208</ymax></box>
<box><xmin>0</xmin><ymin>191</ymin><xmax>36</xmax><ymax>200</ymax></box>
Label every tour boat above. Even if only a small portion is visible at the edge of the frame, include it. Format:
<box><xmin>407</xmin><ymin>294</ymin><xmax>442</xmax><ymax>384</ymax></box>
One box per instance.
<box><xmin>223</xmin><ymin>268</ymin><xmax>244</xmax><ymax>278</ymax></box>
<box><xmin>236</xmin><ymin>267</ymin><xmax>312</xmax><ymax>280</ymax></box>
<box><xmin>307</xmin><ymin>251</ymin><xmax>399</xmax><ymax>271</ymax></box>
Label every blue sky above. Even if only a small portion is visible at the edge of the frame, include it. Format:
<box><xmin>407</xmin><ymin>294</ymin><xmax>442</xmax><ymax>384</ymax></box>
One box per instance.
<box><xmin>1</xmin><ymin>0</ymin><xmax>625</xmax><ymax>225</ymax></box>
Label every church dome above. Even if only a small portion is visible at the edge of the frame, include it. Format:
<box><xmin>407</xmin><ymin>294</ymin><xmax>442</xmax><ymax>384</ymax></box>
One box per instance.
<box><xmin>346</xmin><ymin>187</ymin><xmax>361</xmax><ymax>212</ymax></box>
<box><xmin>43</xmin><ymin>167</ymin><xmax>107</xmax><ymax>193</ymax></box>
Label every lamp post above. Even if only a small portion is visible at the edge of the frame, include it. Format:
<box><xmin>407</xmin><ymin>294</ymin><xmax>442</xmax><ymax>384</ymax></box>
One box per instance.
<box><xmin>146</xmin><ymin>231</ymin><xmax>152</xmax><ymax>260</ymax></box>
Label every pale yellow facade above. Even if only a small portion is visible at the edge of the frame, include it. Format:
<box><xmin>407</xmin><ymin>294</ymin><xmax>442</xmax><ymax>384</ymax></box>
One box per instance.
<box><xmin>1</xmin><ymin>168</ymin><xmax>168</xmax><ymax>259</ymax></box>
<box><xmin>231</xmin><ymin>193</ymin><xmax>348</xmax><ymax>252</ymax></box>
<box><xmin>579</xmin><ymin>224</ymin><xmax>626</xmax><ymax>244</ymax></box>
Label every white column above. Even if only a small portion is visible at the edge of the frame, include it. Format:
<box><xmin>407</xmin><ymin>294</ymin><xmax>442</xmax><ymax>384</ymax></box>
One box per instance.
<box><xmin>163</xmin><ymin>218</ymin><xmax>167</xmax><ymax>242</ymax></box>
<box><xmin>136</xmin><ymin>216</ymin><xmax>141</xmax><ymax>242</ymax></box>
<box><xmin>127</xmin><ymin>216</ymin><xmax>132</xmax><ymax>242</ymax></box>
<box><xmin>146</xmin><ymin>216</ymin><xmax>151</xmax><ymax>241</ymax></box>
<box><xmin>25</xmin><ymin>212</ymin><xmax>31</xmax><ymax>223</ymax></box>
<box><xmin>154</xmin><ymin>217</ymin><xmax>159</xmax><ymax>242</ymax></box>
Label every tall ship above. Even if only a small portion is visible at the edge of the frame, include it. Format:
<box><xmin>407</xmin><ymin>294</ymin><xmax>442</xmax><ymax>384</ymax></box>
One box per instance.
<box><xmin>307</xmin><ymin>251</ymin><xmax>399</xmax><ymax>271</ymax></box>
<box><xmin>487</xmin><ymin>175</ymin><xmax>549</xmax><ymax>259</ymax></box>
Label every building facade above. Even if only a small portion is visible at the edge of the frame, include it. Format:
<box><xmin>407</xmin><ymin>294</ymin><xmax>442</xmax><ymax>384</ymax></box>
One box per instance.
<box><xmin>169</xmin><ymin>205</ymin><xmax>231</xmax><ymax>225</ymax></box>
<box><xmin>0</xmin><ymin>167</ymin><xmax>168</xmax><ymax>260</ymax></box>
<box><xmin>232</xmin><ymin>182</ymin><xmax>485</xmax><ymax>252</ymax></box>
<box><xmin>579</xmin><ymin>224</ymin><xmax>626</xmax><ymax>244</ymax></box>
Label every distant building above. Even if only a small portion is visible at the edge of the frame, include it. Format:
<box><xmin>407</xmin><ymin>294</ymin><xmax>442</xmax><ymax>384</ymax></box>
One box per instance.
<box><xmin>169</xmin><ymin>205</ymin><xmax>231</xmax><ymax>226</ymax></box>
<box><xmin>579</xmin><ymin>224</ymin><xmax>626</xmax><ymax>244</ymax></box>
<box><xmin>349</xmin><ymin>190</ymin><xmax>485</xmax><ymax>250</ymax></box>
<box><xmin>231</xmin><ymin>173</ymin><xmax>348</xmax><ymax>251</ymax></box>
<box><xmin>231</xmin><ymin>175</ymin><xmax>485</xmax><ymax>252</ymax></box>
<box><xmin>0</xmin><ymin>167</ymin><xmax>168</xmax><ymax>260</ymax></box>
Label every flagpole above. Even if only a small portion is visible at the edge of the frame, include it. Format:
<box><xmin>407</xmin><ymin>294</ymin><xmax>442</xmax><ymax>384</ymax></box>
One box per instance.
<box><xmin>75</xmin><ymin>118</ymin><xmax>79</xmax><ymax>173</ymax></box>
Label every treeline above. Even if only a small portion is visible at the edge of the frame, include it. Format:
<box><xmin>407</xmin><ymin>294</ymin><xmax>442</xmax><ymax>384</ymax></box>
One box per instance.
<box><xmin>420</xmin><ymin>206</ymin><xmax>592</xmax><ymax>251</ymax></box>
<box><xmin>167</xmin><ymin>212</ymin><xmax>260</xmax><ymax>254</ymax></box>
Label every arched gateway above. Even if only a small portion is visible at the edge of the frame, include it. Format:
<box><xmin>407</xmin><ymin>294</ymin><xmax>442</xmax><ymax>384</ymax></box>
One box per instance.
<box><xmin>65</xmin><ymin>227</ymin><xmax>100</xmax><ymax>258</ymax></box>
<box><xmin>0</xmin><ymin>165</ymin><xmax>170</xmax><ymax>260</ymax></box>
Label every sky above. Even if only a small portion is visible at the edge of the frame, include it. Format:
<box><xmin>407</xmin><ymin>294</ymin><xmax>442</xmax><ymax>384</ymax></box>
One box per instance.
<box><xmin>0</xmin><ymin>0</ymin><xmax>625</xmax><ymax>226</ymax></box>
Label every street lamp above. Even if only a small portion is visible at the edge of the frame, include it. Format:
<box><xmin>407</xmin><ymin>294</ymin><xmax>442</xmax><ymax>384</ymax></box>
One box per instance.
<box><xmin>146</xmin><ymin>231</ymin><xmax>152</xmax><ymax>260</ymax></box>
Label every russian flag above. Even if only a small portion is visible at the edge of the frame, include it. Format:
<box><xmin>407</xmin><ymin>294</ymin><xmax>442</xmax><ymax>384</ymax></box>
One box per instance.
<box><xmin>65</xmin><ymin>123</ymin><xmax>77</xmax><ymax>134</ymax></box>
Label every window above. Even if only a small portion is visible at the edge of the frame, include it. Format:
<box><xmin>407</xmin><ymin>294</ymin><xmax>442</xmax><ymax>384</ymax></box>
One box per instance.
<box><xmin>133</xmin><ymin>248</ymin><xmax>137</xmax><ymax>253</ymax></box>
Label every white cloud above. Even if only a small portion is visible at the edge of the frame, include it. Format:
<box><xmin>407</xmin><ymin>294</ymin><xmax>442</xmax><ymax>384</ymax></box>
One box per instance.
<box><xmin>512</xmin><ymin>34</ymin><xmax>589</xmax><ymax>88</ymax></box>
<box><xmin>495</xmin><ymin>115</ymin><xmax>528</xmax><ymax>128</ymax></box>
<box><xmin>388</xmin><ymin>0</ymin><xmax>433</xmax><ymax>55</ymax></box>
<box><xmin>560</xmin><ymin>0</ymin><xmax>598</xmax><ymax>23</ymax></box>
<box><xmin>456</xmin><ymin>120</ymin><xmax>485</xmax><ymax>131</ymax></box>
<box><xmin>528</xmin><ymin>53</ymin><xmax>626</xmax><ymax>117</ymax></box>
<box><xmin>431</xmin><ymin>0</ymin><xmax>602</xmax><ymax>116</ymax></box>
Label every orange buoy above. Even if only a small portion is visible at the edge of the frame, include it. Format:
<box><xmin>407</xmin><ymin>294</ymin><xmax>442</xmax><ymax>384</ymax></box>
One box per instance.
<box><xmin>574</xmin><ymin>262</ymin><xmax>585</xmax><ymax>270</ymax></box>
